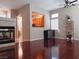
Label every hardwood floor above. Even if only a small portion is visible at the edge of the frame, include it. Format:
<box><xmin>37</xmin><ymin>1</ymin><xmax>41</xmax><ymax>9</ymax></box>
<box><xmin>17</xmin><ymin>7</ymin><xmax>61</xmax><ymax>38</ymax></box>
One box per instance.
<box><xmin>1</xmin><ymin>39</ymin><xmax>79</xmax><ymax>59</ymax></box>
<box><xmin>31</xmin><ymin>40</ymin><xmax>79</xmax><ymax>59</ymax></box>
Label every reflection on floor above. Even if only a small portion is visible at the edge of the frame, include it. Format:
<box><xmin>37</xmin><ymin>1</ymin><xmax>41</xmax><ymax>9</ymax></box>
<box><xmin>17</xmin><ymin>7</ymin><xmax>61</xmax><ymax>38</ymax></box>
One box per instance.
<box><xmin>30</xmin><ymin>40</ymin><xmax>79</xmax><ymax>59</ymax></box>
<box><xmin>15</xmin><ymin>39</ymin><xmax>79</xmax><ymax>59</ymax></box>
<box><xmin>1</xmin><ymin>39</ymin><xmax>79</xmax><ymax>59</ymax></box>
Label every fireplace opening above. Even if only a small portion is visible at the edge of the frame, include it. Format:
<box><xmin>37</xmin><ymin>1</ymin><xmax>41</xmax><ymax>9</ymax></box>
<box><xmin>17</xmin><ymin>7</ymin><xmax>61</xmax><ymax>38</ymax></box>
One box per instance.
<box><xmin>0</xmin><ymin>26</ymin><xmax>15</xmax><ymax>44</ymax></box>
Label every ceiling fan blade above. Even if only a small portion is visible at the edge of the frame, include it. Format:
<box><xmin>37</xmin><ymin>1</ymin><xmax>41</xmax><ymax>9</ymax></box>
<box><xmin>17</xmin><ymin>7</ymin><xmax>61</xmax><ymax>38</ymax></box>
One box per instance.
<box><xmin>70</xmin><ymin>0</ymin><xmax>78</xmax><ymax>4</ymax></box>
<box><xmin>74</xmin><ymin>3</ymin><xmax>79</xmax><ymax>6</ymax></box>
<box><xmin>65</xmin><ymin>0</ymin><xmax>69</xmax><ymax>4</ymax></box>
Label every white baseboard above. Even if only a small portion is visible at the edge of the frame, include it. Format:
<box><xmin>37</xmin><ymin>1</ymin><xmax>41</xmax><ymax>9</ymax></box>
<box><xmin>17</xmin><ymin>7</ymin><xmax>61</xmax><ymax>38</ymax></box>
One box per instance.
<box><xmin>15</xmin><ymin>37</ymin><xmax>79</xmax><ymax>43</ymax></box>
<box><xmin>15</xmin><ymin>38</ymin><xmax>44</xmax><ymax>43</ymax></box>
<box><xmin>30</xmin><ymin>38</ymin><xmax>43</xmax><ymax>41</ymax></box>
<box><xmin>73</xmin><ymin>38</ymin><xmax>79</xmax><ymax>40</ymax></box>
<box><xmin>55</xmin><ymin>37</ymin><xmax>65</xmax><ymax>40</ymax></box>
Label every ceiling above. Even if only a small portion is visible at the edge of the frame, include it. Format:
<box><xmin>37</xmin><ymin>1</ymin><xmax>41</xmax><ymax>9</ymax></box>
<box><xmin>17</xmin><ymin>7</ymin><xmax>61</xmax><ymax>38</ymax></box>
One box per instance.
<box><xmin>32</xmin><ymin>12</ymin><xmax>44</xmax><ymax>18</ymax></box>
<box><xmin>30</xmin><ymin>0</ymin><xmax>64</xmax><ymax>11</ymax></box>
<box><xmin>30</xmin><ymin>0</ymin><xmax>79</xmax><ymax>11</ymax></box>
<box><xmin>0</xmin><ymin>0</ymin><xmax>29</xmax><ymax>9</ymax></box>
<box><xmin>0</xmin><ymin>0</ymin><xmax>79</xmax><ymax>10</ymax></box>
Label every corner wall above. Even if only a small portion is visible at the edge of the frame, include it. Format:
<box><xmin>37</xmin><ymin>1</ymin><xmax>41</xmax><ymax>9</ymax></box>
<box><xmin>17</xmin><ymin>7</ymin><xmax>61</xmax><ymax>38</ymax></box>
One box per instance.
<box><xmin>50</xmin><ymin>8</ymin><xmax>67</xmax><ymax>39</ymax></box>
<box><xmin>50</xmin><ymin>6</ymin><xmax>79</xmax><ymax>40</ymax></box>
<box><xmin>17</xmin><ymin>4</ymin><xmax>30</xmax><ymax>42</ymax></box>
<box><xmin>30</xmin><ymin>5</ymin><xmax>50</xmax><ymax>41</ymax></box>
<box><xmin>11</xmin><ymin>4</ymin><xmax>50</xmax><ymax>41</ymax></box>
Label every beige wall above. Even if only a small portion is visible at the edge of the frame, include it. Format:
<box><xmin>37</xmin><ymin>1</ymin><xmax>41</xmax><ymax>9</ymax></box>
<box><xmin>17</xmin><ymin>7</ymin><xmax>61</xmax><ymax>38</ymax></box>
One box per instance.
<box><xmin>11</xmin><ymin>4</ymin><xmax>30</xmax><ymax>42</ymax></box>
<box><xmin>17</xmin><ymin>4</ymin><xmax>30</xmax><ymax>41</ymax></box>
<box><xmin>11</xmin><ymin>9</ymin><xmax>18</xmax><ymax>18</ymax></box>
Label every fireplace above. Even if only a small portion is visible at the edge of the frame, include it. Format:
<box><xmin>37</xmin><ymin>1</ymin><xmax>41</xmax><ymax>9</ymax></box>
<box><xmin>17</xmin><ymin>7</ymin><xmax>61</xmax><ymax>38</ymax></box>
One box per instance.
<box><xmin>0</xmin><ymin>26</ymin><xmax>15</xmax><ymax>44</ymax></box>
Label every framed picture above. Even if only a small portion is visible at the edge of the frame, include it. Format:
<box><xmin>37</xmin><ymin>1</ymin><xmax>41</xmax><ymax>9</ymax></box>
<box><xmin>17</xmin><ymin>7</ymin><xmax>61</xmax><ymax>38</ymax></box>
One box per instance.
<box><xmin>32</xmin><ymin>12</ymin><xmax>44</xmax><ymax>27</ymax></box>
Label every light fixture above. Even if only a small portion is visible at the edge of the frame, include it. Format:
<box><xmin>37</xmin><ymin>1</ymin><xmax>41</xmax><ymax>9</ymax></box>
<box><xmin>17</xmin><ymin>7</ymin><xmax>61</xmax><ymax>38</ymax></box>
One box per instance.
<box><xmin>66</xmin><ymin>16</ymin><xmax>71</xmax><ymax>21</ymax></box>
<box><xmin>64</xmin><ymin>0</ymin><xmax>78</xmax><ymax>8</ymax></box>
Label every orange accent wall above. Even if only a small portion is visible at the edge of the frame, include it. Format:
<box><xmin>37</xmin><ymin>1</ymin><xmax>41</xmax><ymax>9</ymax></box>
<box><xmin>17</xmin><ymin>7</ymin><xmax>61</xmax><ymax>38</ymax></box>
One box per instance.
<box><xmin>32</xmin><ymin>15</ymin><xmax>44</xmax><ymax>27</ymax></box>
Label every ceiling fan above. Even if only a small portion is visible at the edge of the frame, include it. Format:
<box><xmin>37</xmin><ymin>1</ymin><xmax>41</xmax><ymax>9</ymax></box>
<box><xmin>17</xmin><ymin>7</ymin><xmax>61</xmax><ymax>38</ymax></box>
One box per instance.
<box><xmin>59</xmin><ymin>0</ymin><xmax>78</xmax><ymax>8</ymax></box>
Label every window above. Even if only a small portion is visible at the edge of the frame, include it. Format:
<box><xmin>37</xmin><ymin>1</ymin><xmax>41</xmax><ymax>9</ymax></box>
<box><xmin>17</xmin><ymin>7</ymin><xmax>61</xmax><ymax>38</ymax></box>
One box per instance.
<box><xmin>0</xmin><ymin>9</ymin><xmax>11</xmax><ymax>18</ymax></box>
<box><xmin>51</xmin><ymin>13</ymin><xmax>59</xmax><ymax>30</ymax></box>
<box><xmin>51</xmin><ymin>13</ymin><xmax>58</xmax><ymax>18</ymax></box>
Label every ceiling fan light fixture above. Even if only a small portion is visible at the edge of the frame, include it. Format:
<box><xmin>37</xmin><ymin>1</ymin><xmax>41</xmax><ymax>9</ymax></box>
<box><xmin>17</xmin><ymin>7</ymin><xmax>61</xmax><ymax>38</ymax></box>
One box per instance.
<box><xmin>64</xmin><ymin>0</ymin><xmax>78</xmax><ymax>8</ymax></box>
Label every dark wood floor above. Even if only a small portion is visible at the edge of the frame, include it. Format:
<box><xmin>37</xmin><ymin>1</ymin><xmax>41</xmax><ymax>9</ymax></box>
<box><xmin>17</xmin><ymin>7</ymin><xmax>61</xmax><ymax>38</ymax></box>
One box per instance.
<box><xmin>1</xmin><ymin>39</ymin><xmax>79</xmax><ymax>59</ymax></box>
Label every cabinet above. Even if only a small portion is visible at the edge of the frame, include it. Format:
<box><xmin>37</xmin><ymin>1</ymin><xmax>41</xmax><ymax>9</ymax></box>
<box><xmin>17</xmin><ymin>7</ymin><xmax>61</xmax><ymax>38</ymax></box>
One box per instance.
<box><xmin>44</xmin><ymin>30</ymin><xmax>55</xmax><ymax>40</ymax></box>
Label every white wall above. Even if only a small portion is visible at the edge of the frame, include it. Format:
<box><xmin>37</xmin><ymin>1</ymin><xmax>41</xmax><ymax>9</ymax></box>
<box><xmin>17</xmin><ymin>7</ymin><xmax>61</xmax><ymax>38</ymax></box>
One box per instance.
<box><xmin>50</xmin><ymin>8</ymin><xmax>67</xmax><ymax>39</ymax></box>
<box><xmin>0</xmin><ymin>17</ymin><xmax>16</xmax><ymax>26</ymax></box>
<box><xmin>50</xmin><ymin>6</ymin><xmax>79</xmax><ymax>40</ymax></box>
<box><xmin>67</xmin><ymin>6</ymin><xmax>79</xmax><ymax>40</ymax></box>
<box><xmin>30</xmin><ymin>5</ymin><xmax>50</xmax><ymax>41</ymax></box>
